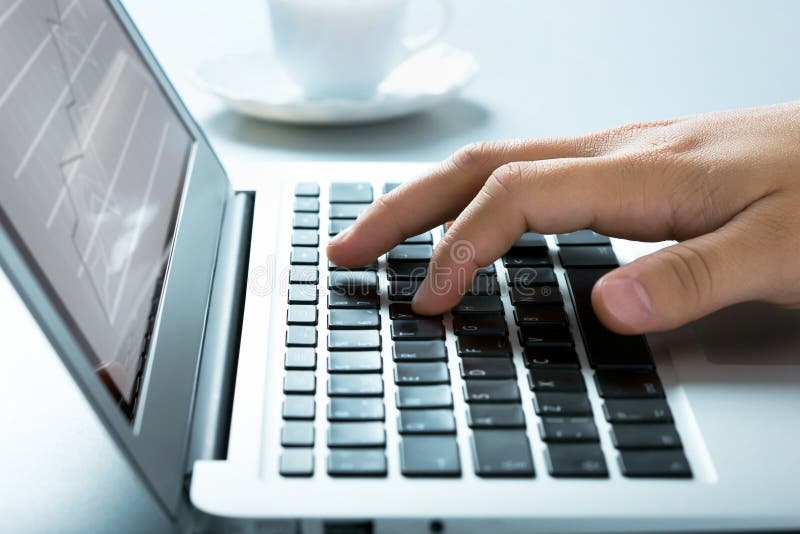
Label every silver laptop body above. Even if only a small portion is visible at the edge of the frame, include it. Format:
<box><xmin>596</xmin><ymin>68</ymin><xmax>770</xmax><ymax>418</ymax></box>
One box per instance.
<box><xmin>1</xmin><ymin>1</ymin><xmax>799</xmax><ymax>532</ymax></box>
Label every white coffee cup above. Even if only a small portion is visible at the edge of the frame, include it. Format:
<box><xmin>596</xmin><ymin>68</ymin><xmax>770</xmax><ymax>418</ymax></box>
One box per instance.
<box><xmin>267</xmin><ymin>0</ymin><xmax>451</xmax><ymax>100</ymax></box>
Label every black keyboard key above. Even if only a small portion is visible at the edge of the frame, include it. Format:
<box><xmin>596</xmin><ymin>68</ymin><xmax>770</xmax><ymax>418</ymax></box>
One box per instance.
<box><xmin>328</xmin><ymin>219</ymin><xmax>353</xmax><ymax>236</ymax></box>
<box><xmin>328</xmin><ymin>260</ymin><xmax>378</xmax><ymax>271</ymax></box>
<box><xmin>566</xmin><ymin>269</ymin><xmax>654</xmax><ymax>369</ymax></box>
<box><xmin>388</xmin><ymin>280</ymin><xmax>421</xmax><ymax>301</ymax></box>
<box><xmin>383</xmin><ymin>182</ymin><xmax>401</xmax><ymax>193</ymax></box>
<box><xmin>328</xmin><ymin>398</ymin><xmax>385</xmax><ymax>421</ymax></box>
<box><xmin>611</xmin><ymin>424</ymin><xmax>682</xmax><ymax>449</ymax></box>
<box><xmin>509</xmin><ymin>285</ymin><xmax>562</xmax><ymax>306</ymax></box>
<box><xmin>603</xmin><ymin>399</ymin><xmax>673</xmax><ymax>423</ymax></box>
<box><xmin>287</xmin><ymin>305</ymin><xmax>318</xmax><ymax>326</ymax></box>
<box><xmin>523</xmin><ymin>346</ymin><xmax>580</xmax><ymax>369</ymax></box>
<box><xmin>293</xmin><ymin>197</ymin><xmax>319</xmax><ymax>212</ymax></box>
<box><xmin>471</xmin><ymin>430</ymin><xmax>535</xmax><ymax>477</ymax></box>
<box><xmin>467</xmin><ymin>276</ymin><xmax>500</xmax><ymax>295</ymax></box>
<box><xmin>514</xmin><ymin>306</ymin><xmax>568</xmax><ymax>326</ymax></box>
<box><xmin>539</xmin><ymin>417</ymin><xmax>599</xmax><ymax>442</ymax></box>
<box><xmin>328</xmin><ymin>330</ymin><xmax>381</xmax><ymax>350</ymax></box>
<box><xmin>294</xmin><ymin>182</ymin><xmax>320</xmax><ymax>197</ymax></box>
<box><xmin>328</xmin><ymin>422</ymin><xmax>386</xmax><ymax>447</ymax></box>
<box><xmin>289</xmin><ymin>266</ymin><xmax>319</xmax><ymax>284</ymax></box>
<box><xmin>391</xmin><ymin>319</ymin><xmax>445</xmax><ymax>340</ymax></box>
<box><xmin>556</xmin><ymin>230</ymin><xmax>611</xmax><ymax>246</ymax></box>
<box><xmin>328</xmin><ymin>374</ymin><xmax>384</xmax><ymax>397</ymax></box>
<box><xmin>518</xmin><ymin>324</ymin><xmax>574</xmax><ymax>347</ymax></box>
<box><xmin>503</xmin><ymin>249</ymin><xmax>552</xmax><ymax>268</ymax></box>
<box><xmin>328</xmin><ymin>351</ymin><xmax>382</xmax><ymax>373</ymax></box>
<box><xmin>282</xmin><ymin>395</ymin><xmax>316</xmax><ymax>419</ymax></box>
<box><xmin>327</xmin><ymin>289</ymin><xmax>379</xmax><ymax>309</ymax></box>
<box><xmin>468</xmin><ymin>276</ymin><xmax>500</xmax><ymax>296</ymax></box>
<box><xmin>329</xmin><ymin>203</ymin><xmax>370</xmax><ymax>219</ymax></box>
<box><xmin>293</xmin><ymin>213</ymin><xmax>319</xmax><ymax>229</ymax></box>
<box><xmin>396</xmin><ymin>385</ymin><xmax>453</xmax><ymax>408</ymax></box>
<box><xmin>452</xmin><ymin>295</ymin><xmax>503</xmax><ymax>315</ymax></box>
<box><xmin>386</xmin><ymin>261</ymin><xmax>428</xmax><ymax>281</ymax></box>
<box><xmin>288</xmin><ymin>285</ymin><xmax>318</xmax><ymax>305</ymax></box>
<box><xmin>512</xmin><ymin>232</ymin><xmax>548</xmax><ymax>248</ymax></box>
<box><xmin>281</xmin><ymin>421</ymin><xmax>315</xmax><ymax>446</ymax></box>
<box><xmin>291</xmin><ymin>230</ymin><xmax>319</xmax><ymax>247</ymax></box>
<box><xmin>328</xmin><ymin>309</ymin><xmax>380</xmax><ymax>329</ymax></box>
<box><xmin>395</xmin><ymin>362</ymin><xmax>449</xmax><ymax>385</ymax></box>
<box><xmin>456</xmin><ymin>336</ymin><xmax>512</xmax><ymax>358</ymax></box>
<box><xmin>459</xmin><ymin>358</ymin><xmax>516</xmax><ymax>379</ymax></box>
<box><xmin>453</xmin><ymin>314</ymin><xmax>507</xmax><ymax>336</ymax></box>
<box><xmin>284</xmin><ymin>347</ymin><xmax>317</xmax><ymax>369</ymax></box>
<box><xmin>545</xmin><ymin>444</ymin><xmax>608</xmax><ymax>477</ymax></box>
<box><xmin>618</xmin><ymin>450</ymin><xmax>692</xmax><ymax>478</ymax></box>
<box><xmin>328</xmin><ymin>450</ymin><xmax>387</xmax><ymax>477</ymax></box>
<box><xmin>559</xmin><ymin>246</ymin><xmax>618</xmax><ymax>267</ymax></box>
<box><xmin>280</xmin><ymin>449</ymin><xmax>314</xmax><ymax>477</ymax></box>
<box><xmin>400</xmin><ymin>436</ymin><xmax>461</xmax><ymax>477</ymax></box>
<box><xmin>463</xmin><ymin>380</ymin><xmax>520</xmax><ymax>403</ymax></box>
<box><xmin>283</xmin><ymin>371</ymin><xmax>316</xmax><ymax>394</ymax></box>
<box><xmin>404</xmin><ymin>232</ymin><xmax>433</xmax><ymax>244</ymax></box>
<box><xmin>506</xmin><ymin>267</ymin><xmax>557</xmax><ymax>287</ymax></box>
<box><xmin>388</xmin><ymin>244</ymin><xmax>433</xmax><ymax>261</ymax></box>
<box><xmin>328</xmin><ymin>271</ymin><xmax>378</xmax><ymax>291</ymax></box>
<box><xmin>286</xmin><ymin>325</ymin><xmax>317</xmax><ymax>347</ymax></box>
<box><xmin>330</xmin><ymin>182</ymin><xmax>373</xmax><ymax>203</ymax></box>
<box><xmin>467</xmin><ymin>404</ymin><xmax>525</xmax><ymax>428</ymax></box>
<box><xmin>290</xmin><ymin>247</ymin><xmax>319</xmax><ymax>265</ymax></box>
<box><xmin>528</xmin><ymin>369</ymin><xmax>586</xmax><ymax>392</ymax></box>
<box><xmin>398</xmin><ymin>410</ymin><xmax>456</xmax><ymax>434</ymax></box>
<box><xmin>533</xmin><ymin>392</ymin><xmax>592</xmax><ymax>416</ymax></box>
<box><xmin>594</xmin><ymin>370</ymin><xmax>665</xmax><ymax>398</ymax></box>
<box><xmin>392</xmin><ymin>340</ymin><xmax>447</xmax><ymax>362</ymax></box>
<box><xmin>388</xmin><ymin>303</ymin><xmax>443</xmax><ymax>320</ymax></box>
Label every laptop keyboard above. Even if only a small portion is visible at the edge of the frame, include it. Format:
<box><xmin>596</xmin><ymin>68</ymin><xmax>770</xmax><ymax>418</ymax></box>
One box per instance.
<box><xmin>278</xmin><ymin>181</ymin><xmax>692</xmax><ymax>480</ymax></box>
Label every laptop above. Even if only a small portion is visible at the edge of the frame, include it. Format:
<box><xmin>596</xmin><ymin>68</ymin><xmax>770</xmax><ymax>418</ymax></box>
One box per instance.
<box><xmin>2</xmin><ymin>1</ymin><xmax>800</xmax><ymax>532</ymax></box>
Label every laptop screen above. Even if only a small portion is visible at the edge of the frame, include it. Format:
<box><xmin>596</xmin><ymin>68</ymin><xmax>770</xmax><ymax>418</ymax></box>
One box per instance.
<box><xmin>0</xmin><ymin>0</ymin><xmax>194</xmax><ymax>416</ymax></box>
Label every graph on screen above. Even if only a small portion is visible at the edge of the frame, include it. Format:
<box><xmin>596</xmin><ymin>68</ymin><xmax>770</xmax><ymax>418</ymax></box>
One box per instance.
<box><xmin>0</xmin><ymin>0</ymin><xmax>192</xmax><ymax>402</ymax></box>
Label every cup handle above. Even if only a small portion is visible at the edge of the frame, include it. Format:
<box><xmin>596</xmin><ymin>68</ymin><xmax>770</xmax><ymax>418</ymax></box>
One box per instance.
<box><xmin>402</xmin><ymin>0</ymin><xmax>452</xmax><ymax>57</ymax></box>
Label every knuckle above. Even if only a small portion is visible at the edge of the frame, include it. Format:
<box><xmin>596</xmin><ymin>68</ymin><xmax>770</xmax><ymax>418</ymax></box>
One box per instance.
<box><xmin>450</xmin><ymin>141</ymin><xmax>497</xmax><ymax>173</ymax></box>
<box><xmin>487</xmin><ymin>162</ymin><xmax>528</xmax><ymax>195</ymax></box>
<box><xmin>592</xmin><ymin>121</ymin><xmax>656</xmax><ymax>152</ymax></box>
<box><xmin>571</xmin><ymin>133</ymin><xmax>608</xmax><ymax>157</ymax></box>
<box><xmin>599</xmin><ymin>118</ymin><xmax>696</xmax><ymax>160</ymax></box>
<box><xmin>373</xmin><ymin>193</ymin><xmax>395</xmax><ymax>214</ymax></box>
<box><xmin>654</xmin><ymin>243</ymin><xmax>715</xmax><ymax>309</ymax></box>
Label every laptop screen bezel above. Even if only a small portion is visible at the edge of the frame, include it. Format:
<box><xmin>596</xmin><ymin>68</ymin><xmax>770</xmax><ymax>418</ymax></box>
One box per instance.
<box><xmin>0</xmin><ymin>0</ymin><xmax>233</xmax><ymax>516</ymax></box>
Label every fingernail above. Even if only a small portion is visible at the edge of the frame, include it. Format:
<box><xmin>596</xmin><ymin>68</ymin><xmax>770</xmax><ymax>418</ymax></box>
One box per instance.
<box><xmin>597</xmin><ymin>277</ymin><xmax>652</xmax><ymax>329</ymax></box>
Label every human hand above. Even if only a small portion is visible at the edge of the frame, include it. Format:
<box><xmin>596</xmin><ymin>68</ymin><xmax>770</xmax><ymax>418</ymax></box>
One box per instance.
<box><xmin>328</xmin><ymin>102</ymin><xmax>800</xmax><ymax>334</ymax></box>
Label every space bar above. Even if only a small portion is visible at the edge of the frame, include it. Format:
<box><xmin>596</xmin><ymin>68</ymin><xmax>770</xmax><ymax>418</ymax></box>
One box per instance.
<box><xmin>565</xmin><ymin>268</ymin><xmax>654</xmax><ymax>369</ymax></box>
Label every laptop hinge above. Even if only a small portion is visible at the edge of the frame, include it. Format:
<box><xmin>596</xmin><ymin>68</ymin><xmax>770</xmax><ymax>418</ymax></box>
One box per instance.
<box><xmin>185</xmin><ymin>191</ymin><xmax>254</xmax><ymax>472</ymax></box>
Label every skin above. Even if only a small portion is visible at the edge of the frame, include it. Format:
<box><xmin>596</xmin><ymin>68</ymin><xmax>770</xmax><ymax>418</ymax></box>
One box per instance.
<box><xmin>328</xmin><ymin>102</ymin><xmax>800</xmax><ymax>334</ymax></box>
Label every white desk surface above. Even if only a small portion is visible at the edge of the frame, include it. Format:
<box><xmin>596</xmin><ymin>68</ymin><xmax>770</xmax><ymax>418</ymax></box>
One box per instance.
<box><xmin>2</xmin><ymin>1</ymin><xmax>799</xmax><ymax>531</ymax></box>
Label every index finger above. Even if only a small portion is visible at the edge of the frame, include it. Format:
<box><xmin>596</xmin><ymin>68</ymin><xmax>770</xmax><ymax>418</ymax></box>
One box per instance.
<box><xmin>326</xmin><ymin>138</ymin><xmax>592</xmax><ymax>267</ymax></box>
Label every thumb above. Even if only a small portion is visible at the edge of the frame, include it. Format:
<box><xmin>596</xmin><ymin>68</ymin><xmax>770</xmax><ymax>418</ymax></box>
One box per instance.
<box><xmin>591</xmin><ymin>220</ymin><xmax>769</xmax><ymax>334</ymax></box>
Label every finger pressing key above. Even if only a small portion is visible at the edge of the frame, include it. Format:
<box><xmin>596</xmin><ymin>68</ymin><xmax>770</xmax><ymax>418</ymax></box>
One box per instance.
<box><xmin>327</xmin><ymin>139</ymin><xmax>592</xmax><ymax>268</ymax></box>
<box><xmin>412</xmin><ymin>157</ymin><xmax>645</xmax><ymax>315</ymax></box>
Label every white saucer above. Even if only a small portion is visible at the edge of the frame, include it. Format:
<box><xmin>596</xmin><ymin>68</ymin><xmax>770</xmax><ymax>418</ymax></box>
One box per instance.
<box><xmin>194</xmin><ymin>44</ymin><xmax>479</xmax><ymax>125</ymax></box>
